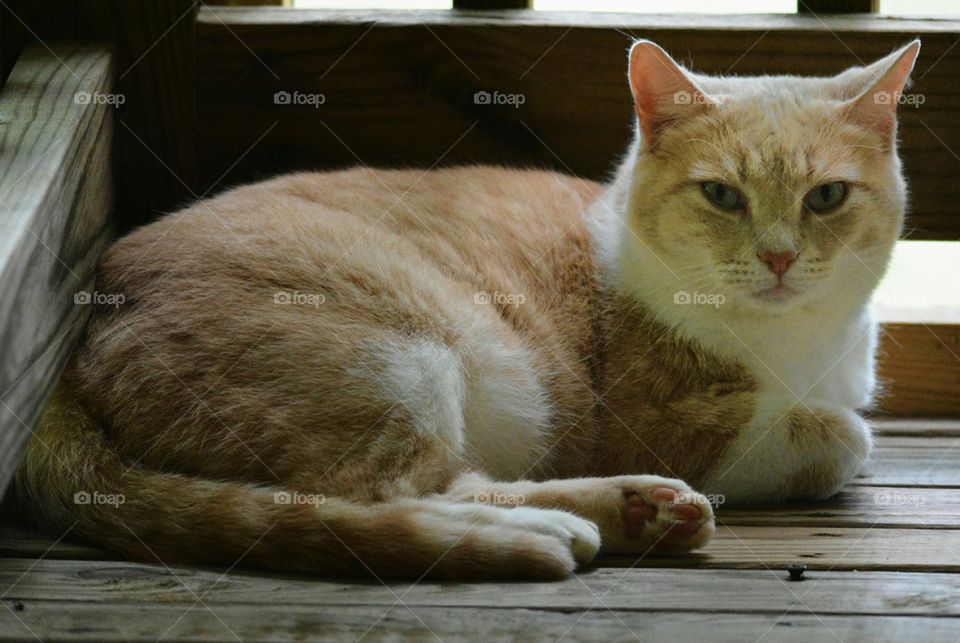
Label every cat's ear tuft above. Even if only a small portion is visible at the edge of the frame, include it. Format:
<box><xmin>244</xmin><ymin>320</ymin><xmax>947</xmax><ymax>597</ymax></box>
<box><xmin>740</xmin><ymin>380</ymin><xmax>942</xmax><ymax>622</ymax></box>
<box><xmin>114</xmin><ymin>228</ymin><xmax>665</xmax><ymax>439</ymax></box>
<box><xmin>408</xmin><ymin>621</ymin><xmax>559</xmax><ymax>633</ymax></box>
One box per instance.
<box><xmin>844</xmin><ymin>40</ymin><xmax>921</xmax><ymax>144</ymax></box>
<box><xmin>628</xmin><ymin>40</ymin><xmax>716</xmax><ymax>148</ymax></box>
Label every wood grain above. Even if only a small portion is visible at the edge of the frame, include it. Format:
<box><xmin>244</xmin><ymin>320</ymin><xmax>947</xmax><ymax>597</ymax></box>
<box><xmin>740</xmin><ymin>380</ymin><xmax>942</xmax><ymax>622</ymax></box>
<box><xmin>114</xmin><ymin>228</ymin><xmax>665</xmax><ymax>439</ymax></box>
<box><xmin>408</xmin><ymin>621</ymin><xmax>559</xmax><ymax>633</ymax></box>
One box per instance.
<box><xmin>2</xmin><ymin>0</ymin><xmax>198</xmax><ymax>228</ymax></box>
<box><xmin>612</xmin><ymin>525</ymin><xmax>960</xmax><ymax>571</ymax></box>
<box><xmin>872</xmin><ymin>417</ymin><xmax>960</xmax><ymax>437</ymax></box>
<box><xmin>2</xmin><ymin>600</ymin><xmax>959</xmax><ymax>642</ymax></box>
<box><xmin>857</xmin><ymin>435</ymin><xmax>960</xmax><ymax>487</ymax></box>
<box><xmin>1</xmin><ymin>559</ymin><xmax>959</xmax><ymax>615</ymax></box>
<box><xmin>196</xmin><ymin>8</ymin><xmax>960</xmax><ymax>238</ymax></box>
<box><xmin>878</xmin><ymin>324</ymin><xmax>960</xmax><ymax>416</ymax></box>
<box><xmin>75</xmin><ymin>0</ymin><xmax>198</xmax><ymax>228</ymax></box>
<box><xmin>719</xmin><ymin>486</ymin><xmax>960</xmax><ymax>529</ymax></box>
<box><xmin>0</xmin><ymin>43</ymin><xmax>114</xmax><ymax>498</ymax></box>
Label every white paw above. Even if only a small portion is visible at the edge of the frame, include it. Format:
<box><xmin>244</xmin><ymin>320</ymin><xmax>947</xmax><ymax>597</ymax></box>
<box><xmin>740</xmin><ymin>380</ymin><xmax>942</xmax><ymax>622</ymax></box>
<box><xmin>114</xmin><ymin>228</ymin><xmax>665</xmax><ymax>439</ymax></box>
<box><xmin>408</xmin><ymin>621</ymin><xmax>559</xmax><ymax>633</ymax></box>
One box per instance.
<box><xmin>424</xmin><ymin>502</ymin><xmax>600</xmax><ymax>567</ymax></box>
<box><xmin>500</xmin><ymin>507</ymin><xmax>601</xmax><ymax>566</ymax></box>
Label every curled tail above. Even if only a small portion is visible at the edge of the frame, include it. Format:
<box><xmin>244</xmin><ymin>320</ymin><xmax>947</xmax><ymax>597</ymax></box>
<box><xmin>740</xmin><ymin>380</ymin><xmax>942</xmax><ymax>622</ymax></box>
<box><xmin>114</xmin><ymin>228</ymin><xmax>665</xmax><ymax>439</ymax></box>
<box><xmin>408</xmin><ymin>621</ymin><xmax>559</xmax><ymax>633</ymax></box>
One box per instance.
<box><xmin>13</xmin><ymin>384</ymin><xmax>581</xmax><ymax>580</ymax></box>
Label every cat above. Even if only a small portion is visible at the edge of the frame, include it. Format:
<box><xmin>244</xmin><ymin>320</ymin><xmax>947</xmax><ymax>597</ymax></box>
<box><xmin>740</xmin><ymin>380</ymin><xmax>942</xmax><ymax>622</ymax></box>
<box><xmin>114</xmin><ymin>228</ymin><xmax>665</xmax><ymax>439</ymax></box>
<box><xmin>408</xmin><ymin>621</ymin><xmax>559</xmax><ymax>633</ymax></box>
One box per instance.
<box><xmin>14</xmin><ymin>39</ymin><xmax>920</xmax><ymax>580</ymax></box>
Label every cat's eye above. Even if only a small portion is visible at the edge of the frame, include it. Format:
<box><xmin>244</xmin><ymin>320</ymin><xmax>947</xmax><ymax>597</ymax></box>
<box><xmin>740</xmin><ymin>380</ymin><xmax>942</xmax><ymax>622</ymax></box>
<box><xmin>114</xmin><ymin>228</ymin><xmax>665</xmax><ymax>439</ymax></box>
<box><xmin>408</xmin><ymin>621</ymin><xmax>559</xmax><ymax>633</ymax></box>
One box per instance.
<box><xmin>701</xmin><ymin>182</ymin><xmax>746</xmax><ymax>212</ymax></box>
<box><xmin>804</xmin><ymin>182</ymin><xmax>848</xmax><ymax>214</ymax></box>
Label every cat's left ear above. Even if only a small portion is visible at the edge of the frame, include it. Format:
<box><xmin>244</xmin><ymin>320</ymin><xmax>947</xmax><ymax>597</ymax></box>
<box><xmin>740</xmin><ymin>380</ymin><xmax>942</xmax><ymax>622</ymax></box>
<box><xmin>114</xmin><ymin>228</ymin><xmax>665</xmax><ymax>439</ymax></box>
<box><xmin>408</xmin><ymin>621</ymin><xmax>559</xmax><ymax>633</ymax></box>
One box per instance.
<box><xmin>843</xmin><ymin>40</ymin><xmax>921</xmax><ymax>144</ymax></box>
<box><xmin>628</xmin><ymin>40</ymin><xmax>717</xmax><ymax>148</ymax></box>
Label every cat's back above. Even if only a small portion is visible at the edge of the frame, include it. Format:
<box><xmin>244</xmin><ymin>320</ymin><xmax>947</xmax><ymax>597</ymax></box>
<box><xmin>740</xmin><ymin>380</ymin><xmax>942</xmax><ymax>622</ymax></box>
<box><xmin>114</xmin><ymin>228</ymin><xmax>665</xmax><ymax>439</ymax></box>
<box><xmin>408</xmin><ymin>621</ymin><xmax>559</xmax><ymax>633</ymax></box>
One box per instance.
<box><xmin>104</xmin><ymin>166</ymin><xmax>601</xmax><ymax>278</ymax></box>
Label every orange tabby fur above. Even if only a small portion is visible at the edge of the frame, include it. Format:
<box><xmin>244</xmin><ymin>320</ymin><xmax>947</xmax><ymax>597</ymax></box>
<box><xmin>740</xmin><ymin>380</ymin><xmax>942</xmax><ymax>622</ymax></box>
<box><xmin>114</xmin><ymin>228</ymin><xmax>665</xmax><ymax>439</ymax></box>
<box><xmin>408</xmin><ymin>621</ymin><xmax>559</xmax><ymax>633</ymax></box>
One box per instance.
<box><xmin>14</xmin><ymin>40</ymin><xmax>920</xmax><ymax>579</ymax></box>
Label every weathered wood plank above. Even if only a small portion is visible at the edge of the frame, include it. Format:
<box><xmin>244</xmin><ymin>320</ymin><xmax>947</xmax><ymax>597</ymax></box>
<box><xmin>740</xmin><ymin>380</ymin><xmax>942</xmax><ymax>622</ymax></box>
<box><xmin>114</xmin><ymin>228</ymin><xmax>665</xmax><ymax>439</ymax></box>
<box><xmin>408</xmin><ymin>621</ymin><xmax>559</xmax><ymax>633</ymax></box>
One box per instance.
<box><xmin>872</xmin><ymin>241</ymin><xmax>960</xmax><ymax>416</ymax></box>
<box><xmin>877</xmin><ymin>324</ymin><xmax>960</xmax><ymax>417</ymax></box>
<box><xmin>858</xmin><ymin>436</ymin><xmax>960</xmax><ymax>487</ymax></box>
<box><xmin>0</xmin><ymin>43</ymin><xmax>114</xmax><ymax>498</ymax></box>
<box><xmin>197</xmin><ymin>9</ymin><xmax>960</xmax><ymax>238</ymax></box>
<box><xmin>610</xmin><ymin>525</ymin><xmax>960</xmax><ymax>572</ymax></box>
<box><xmin>3</xmin><ymin>0</ymin><xmax>198</xmax><ymax>228</ymax></box>
<box><xmin>2</xmin><ymin>559</ymin><xmax>960</xmax><ymax>617</ymax></box>
<box><xmin>719</xmin><ymin>486</ymin><xmax>960</xmax><ymax>529</ymax></box>
<box><xmin>1</xmin><ymin>600</ymin><xmax>959</xmax><ymax>642</ymax></box>
<box><xmin>0</xmin><ymin>523</ymin><xmax>108</xmax><ymax>562</ymax></box>
<box><xmin>872</xmin><ymin>418</ymin><xmax>960</xmax><ymax>438</ymax></box>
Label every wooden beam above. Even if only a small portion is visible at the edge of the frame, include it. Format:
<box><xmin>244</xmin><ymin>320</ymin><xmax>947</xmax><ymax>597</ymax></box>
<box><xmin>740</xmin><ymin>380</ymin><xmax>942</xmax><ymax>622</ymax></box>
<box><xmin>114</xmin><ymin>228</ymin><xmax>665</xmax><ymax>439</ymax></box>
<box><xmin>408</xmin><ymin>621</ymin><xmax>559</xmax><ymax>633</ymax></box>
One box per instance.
<box><xmin>455</xmin><ymin>0</ymin><xmax>532</xmax><ymax>8</ymax></box>
<box><xmin>196</xmin><ymin>9</ymin><xmax>960</xmax><ymax>239</ymax></box>
<box><xmin>799</xmin><ymin>0</ymin><xmax>877</xmax><ymax>13</ymax></box>
<box><xmin>2</xmin><ymin>601</ymin><xmax>958</xmax><ymax>642</ymax></box>
<box><xmin>2</xmin><ymin>0</ymin><xmax>198</xmax><ymax>228</ymax></box>
<box><xmin>2</xmin><ymin>559</ymin><xmax>960</xmax><ymax>615</ymax></box>
<box><xmin>75</xmin><ymin>0</ymin><xmax>199</xmax><ymax>229</ymax></box>
<box><xmin>0</xmin><ymin>0</ymin><xmax>76</xmax><ymax>87</ymax></box>
<box><xmin>0</xmin><ymin>43</ymin><xmax>115</xmax><ymax>498</ymax></box>
<box><xmin>875</xmin><ymin>241</ymin><xmax>960</xmax><ymax>416</ymax></box>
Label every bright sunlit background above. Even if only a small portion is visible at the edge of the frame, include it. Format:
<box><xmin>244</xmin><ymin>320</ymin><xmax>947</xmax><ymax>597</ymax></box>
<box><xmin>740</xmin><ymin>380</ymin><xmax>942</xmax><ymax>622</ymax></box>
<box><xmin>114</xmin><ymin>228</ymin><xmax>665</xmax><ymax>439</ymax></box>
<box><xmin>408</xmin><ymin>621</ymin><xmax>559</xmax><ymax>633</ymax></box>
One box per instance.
<box><xmin>293</xmin><ymin>0</ymin><xmax>960</xmax><ymax>14</ymax></box>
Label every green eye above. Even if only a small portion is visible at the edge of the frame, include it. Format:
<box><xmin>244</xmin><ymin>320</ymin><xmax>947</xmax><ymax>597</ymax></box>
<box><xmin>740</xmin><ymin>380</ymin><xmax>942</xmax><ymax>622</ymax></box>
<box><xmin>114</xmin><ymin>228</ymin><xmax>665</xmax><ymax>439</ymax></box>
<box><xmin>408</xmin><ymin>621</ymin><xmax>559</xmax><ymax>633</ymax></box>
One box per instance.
<box><xmin>804</xmin><ymin>182</ymin><xmax>847</xmax><ymax>214</ymax></box>
<box><xmin>701</xmin><ymin>182</ymin><xmax>746</xmax><ymax>212</ymax></box>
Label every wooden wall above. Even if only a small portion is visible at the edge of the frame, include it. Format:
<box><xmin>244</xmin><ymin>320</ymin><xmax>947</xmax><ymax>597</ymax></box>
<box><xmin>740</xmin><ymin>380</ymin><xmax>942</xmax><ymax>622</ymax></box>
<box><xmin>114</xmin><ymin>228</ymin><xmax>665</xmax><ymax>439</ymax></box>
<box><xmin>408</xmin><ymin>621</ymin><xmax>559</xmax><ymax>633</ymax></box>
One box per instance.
<box><xmin>196</xmin><ymin>9</ymin><xmax>960</xmax><ymax>239</ymax></box>
<box><xmin>1</xmin><ymin>0</ymin><xmax>198</xmax><ymax>228</ymax></box>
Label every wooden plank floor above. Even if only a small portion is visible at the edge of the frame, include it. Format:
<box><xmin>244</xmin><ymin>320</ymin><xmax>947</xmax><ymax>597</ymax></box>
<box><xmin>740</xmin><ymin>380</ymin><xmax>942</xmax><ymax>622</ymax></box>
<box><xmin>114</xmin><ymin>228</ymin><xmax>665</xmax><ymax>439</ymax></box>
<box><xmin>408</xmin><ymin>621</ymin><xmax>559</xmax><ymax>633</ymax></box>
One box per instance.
<box><xmin>1</xmin><ymin>419</ymin><xmax>959</xmax><ymax>642</ymax></box>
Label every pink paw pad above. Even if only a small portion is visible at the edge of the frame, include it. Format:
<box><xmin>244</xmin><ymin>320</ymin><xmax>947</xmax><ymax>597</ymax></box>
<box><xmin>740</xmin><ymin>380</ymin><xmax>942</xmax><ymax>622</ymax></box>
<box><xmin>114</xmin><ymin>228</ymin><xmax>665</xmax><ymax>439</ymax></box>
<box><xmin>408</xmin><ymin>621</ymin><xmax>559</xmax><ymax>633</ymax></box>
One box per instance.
<box><xmin>624</xmin><ymin>487</ymin><xmax>703</xmax><ymax>543</ymax></box>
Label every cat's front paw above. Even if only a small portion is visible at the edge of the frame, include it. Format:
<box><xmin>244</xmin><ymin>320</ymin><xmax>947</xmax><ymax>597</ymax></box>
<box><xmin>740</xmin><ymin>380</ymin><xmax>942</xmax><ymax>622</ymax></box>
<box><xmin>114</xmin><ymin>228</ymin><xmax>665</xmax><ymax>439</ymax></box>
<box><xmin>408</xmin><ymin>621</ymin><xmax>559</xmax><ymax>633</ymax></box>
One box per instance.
<box><xmin>598</xmin><ymin>475</ymin><xmax>715</xmax><ymax>555</ymax></box>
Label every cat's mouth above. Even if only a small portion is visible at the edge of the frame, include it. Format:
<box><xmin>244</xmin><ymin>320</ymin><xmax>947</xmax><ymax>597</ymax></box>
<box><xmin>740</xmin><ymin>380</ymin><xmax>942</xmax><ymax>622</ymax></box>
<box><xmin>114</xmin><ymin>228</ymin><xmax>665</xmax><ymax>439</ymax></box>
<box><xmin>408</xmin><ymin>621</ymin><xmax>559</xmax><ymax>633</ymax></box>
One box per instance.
<box><xmin>752</xmin><ymin>283</ymin><xmax>798</xmax><ymax>302</ymax></box>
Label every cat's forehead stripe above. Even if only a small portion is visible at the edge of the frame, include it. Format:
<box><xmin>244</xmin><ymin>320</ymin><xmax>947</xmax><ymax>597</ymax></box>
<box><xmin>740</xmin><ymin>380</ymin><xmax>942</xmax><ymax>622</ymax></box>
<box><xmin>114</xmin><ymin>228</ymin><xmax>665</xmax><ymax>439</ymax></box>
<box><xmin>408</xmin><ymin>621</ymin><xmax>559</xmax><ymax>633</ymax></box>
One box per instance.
<box><xmin>690</xmin><ymin>153</ymin><xmax>861</xmax><ymax>186</ymax></box>
<box><xmin>690</xmin><ymin>159</ymin><xmax>740</xmax><ymax>183</ymax></box>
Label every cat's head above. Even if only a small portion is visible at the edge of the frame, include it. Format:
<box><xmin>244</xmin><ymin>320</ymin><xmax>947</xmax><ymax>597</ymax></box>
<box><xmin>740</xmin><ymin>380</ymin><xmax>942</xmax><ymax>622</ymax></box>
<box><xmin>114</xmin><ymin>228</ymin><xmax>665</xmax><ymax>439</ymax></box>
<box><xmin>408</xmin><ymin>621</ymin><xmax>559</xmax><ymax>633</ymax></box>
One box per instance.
<box><xmin>620</xmin><ymin>39</ymin><xmax>920</xmax><ymax>315</ymax></box>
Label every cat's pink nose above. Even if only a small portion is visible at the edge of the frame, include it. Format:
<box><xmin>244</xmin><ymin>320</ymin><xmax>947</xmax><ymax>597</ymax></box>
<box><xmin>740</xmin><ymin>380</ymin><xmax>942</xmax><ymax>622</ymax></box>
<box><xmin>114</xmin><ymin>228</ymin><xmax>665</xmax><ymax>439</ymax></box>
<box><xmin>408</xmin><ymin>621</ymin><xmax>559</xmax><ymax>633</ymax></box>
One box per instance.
<box><xmin>758</xmin><ymin>249</ymin><xmax>798</xmax><ymax>278</ymax></box>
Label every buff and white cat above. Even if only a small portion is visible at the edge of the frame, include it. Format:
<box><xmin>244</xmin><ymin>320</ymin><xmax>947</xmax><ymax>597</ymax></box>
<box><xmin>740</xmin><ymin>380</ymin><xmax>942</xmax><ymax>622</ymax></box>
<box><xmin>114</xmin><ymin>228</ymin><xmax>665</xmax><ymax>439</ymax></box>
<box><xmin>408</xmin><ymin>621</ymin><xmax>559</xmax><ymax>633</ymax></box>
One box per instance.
<box><xmin>15</xmin><ymin>39</ymin><xmax>919</xmax><ymax>579</ymax></box>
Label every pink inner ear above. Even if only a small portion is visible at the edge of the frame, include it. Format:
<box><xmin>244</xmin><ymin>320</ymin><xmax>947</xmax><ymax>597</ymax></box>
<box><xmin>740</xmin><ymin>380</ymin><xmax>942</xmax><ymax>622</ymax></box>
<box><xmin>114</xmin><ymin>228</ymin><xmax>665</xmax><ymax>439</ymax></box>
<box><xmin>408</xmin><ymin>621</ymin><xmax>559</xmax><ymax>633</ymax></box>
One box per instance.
<box><xmin>848</xmin><ymin>41</ymin><xmax>921</xmax><ymax>140</ymax></box>
<box><xmin>628</xmin><ymin>41</ymin><xmax>712</xmax><ymax>146</ymax></box>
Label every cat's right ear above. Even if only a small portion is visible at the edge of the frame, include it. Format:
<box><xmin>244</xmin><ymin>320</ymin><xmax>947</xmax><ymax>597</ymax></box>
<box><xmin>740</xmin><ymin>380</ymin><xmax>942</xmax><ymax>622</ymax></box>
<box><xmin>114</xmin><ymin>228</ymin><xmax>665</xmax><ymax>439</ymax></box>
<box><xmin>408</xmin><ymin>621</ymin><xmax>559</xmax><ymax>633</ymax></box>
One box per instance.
<box><xmin>628</xmin><ymin>40</ymin><xmax>715</xmax><ymax>148</ymax></box>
